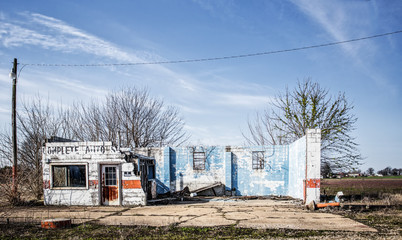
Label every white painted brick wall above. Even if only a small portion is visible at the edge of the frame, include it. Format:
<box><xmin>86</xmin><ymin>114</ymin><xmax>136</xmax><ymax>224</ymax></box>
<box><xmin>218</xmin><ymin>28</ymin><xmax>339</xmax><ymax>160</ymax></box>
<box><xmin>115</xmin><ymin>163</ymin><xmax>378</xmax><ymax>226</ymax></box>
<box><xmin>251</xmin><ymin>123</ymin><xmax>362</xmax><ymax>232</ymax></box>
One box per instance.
<box><xmin>305</xmin><ymin>129</ymin><xmax>321</xmax><ymax>204</ymax></box>
<box><xmin>42</xmin><ymin>141</ymin><xmax>146</xmax><ymax>206</ymax></box>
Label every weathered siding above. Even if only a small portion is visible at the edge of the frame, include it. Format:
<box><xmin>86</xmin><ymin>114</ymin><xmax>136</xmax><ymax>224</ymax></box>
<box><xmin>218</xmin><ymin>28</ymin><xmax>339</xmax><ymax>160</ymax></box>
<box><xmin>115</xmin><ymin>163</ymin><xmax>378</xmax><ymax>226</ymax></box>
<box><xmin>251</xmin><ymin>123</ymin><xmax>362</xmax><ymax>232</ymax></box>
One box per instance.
<box><xmin>170</xmin><ymin>146</ymin><xmax>225</xmax><ymax>192</ymax></box>
<box><xmin>305</xmin><ymin>129</ymin><xmax>321</xmax><ymax>203</ymax></box>
<box><xmin>288</xmin><ymin>135</ymin><xmax>306</xmax><ymax>199</ymax></box>
<box><xmin>135</xmin><ymin>129</ymin><xmax>321</xmax><ymax>202</ymax></box>
<box><xmin>43</xmin><ymin>142</ymin><xmax>147</xmax><ymax>206</ymax></box>
<box><xmin>232</xmin><ymin>145</ymin><xmax>289</xmax><ymax>196</ymax></box>
<box><xmin>121</xmin><ymin>162</ymin><xmax>146</xmax><ymax>205</ymax></box>
<box><xmin>43</xmin><ymin>129</ymin><xmax>321</xmax><ymax>205</ymax></box>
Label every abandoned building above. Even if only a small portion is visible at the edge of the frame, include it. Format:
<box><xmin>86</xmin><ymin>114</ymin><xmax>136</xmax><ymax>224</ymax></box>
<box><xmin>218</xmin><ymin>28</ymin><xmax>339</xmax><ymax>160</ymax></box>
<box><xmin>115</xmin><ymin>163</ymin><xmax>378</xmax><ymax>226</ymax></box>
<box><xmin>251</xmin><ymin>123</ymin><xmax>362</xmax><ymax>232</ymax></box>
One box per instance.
<box><xmin>42</xmin><ymin>129</ymin><xmax>321</xmax><ymax>206</ymax></box>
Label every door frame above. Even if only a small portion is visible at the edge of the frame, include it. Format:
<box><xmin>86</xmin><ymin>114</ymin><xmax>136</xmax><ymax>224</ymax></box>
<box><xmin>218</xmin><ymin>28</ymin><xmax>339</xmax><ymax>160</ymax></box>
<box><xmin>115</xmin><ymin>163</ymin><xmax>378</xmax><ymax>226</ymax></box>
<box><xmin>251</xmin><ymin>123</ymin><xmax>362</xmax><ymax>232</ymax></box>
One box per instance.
<box><xmin>100</xmin><ymin>164</ymin><xmax>121</xmax><ymax>206</ymax></box>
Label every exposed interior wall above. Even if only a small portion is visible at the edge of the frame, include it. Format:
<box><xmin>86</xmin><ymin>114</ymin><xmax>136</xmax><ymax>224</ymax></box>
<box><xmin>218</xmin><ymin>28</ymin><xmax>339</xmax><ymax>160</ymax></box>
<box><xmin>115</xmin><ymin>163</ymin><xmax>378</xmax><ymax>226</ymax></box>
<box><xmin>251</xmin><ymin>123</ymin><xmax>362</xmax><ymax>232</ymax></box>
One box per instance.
<box><xmin>231</xmin><ymin>146</ymin><xmax>289</xmax><ymax>196</ymax></box>
<box><xmin>145</xmin><ymin>129</ymin><xmax>320</xmax><ymax>199</ymax></box>
<box><xmin>146</xmin><ymin>145</ymin><xmax>289</xmax><ymax>196</ymax></box>
<box><xmin>288</xmin><ymin>136</ymin><xmax>306</xmax><ymax>199</ymax></box>
<box><xmin>169</xmin><ymin>146</ymin><xmax>225</xmax><ymax>193</ymax></box>
<box><xmin>135</xmin><ymin>147</ymin><xmax>169</xmax><ymax>194</ymax></box>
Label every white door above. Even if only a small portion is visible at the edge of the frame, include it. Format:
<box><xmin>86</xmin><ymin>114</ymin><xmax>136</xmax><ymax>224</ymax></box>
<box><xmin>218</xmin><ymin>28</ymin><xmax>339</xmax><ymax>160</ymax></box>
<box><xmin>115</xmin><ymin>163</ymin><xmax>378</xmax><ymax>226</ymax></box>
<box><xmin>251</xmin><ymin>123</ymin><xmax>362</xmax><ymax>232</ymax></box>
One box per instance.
<box><xmin>101</xmin><ymin>165</ymin><xmax>119</xmax><ymax>205</ymax></box>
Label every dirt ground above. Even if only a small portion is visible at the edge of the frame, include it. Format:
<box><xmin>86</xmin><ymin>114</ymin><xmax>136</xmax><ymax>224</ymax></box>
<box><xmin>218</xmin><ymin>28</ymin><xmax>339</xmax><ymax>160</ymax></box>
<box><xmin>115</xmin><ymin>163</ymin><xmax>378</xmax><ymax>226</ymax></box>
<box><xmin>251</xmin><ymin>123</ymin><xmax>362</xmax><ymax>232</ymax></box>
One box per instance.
<box><xmin>1</xmin><ymin>197</ymin><xmax>400</xmax><ymax>239</ymax></box>
<box><xmin>321</xmin><ymin>177</ymin><xmax>402</xmax><ymax>197</ymax></box>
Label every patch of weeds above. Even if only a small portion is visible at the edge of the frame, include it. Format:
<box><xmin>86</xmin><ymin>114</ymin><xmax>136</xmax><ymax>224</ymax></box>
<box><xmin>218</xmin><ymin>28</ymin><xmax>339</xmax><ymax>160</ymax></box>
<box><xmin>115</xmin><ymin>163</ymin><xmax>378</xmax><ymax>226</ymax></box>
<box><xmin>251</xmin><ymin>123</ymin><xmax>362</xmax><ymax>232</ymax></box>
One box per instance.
<box><xmin>0</xmin><ymin>222</ymin><xmax>395</xmax><ymax>239</ymax></box>
<box><xmin>341</xmin><ymin>208</ymin><xmax>402</xmax><ymax>238</ymax></box>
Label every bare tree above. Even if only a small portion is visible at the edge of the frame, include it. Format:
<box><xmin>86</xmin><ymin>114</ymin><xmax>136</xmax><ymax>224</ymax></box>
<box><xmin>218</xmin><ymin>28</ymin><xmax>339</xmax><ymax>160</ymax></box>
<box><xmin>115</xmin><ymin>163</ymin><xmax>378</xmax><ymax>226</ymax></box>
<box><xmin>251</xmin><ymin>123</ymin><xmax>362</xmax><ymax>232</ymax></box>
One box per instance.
<box><xmin>366</xmin><ymin>167</ymin><xmax>375</xmax><ymax>176</ymax></box>
<box><xmin>0</xmin><ymin>131</ymin><xmax>23</xmax><ymax>203</ymax></box>
<box><xmin>378</xmin><ymin>166</ymin><xmax>393</xmax><ymax>176</ymax></box>
<box><xmin>0</xmin><ymin>87</ymin><xmax>188</xmax><ymax>203</ymax></box>
<box><xmin>0</xmin><ymin>96</ymin><xmax>62</xmax><ymax>201</ymax></box>
<box><xmin>244</xmin><ymin>79</ymin><xmax>361</xmax><ymax>171</ymax></box>
<box><xmin>17</xmin><ymin>97</ymin><xmax>63</xmax><ymax>199</ymax></box>
<box><xmin>70</xmin><ymin>87</ymin><xmax>189</xmax><ymax>148</ymax></box>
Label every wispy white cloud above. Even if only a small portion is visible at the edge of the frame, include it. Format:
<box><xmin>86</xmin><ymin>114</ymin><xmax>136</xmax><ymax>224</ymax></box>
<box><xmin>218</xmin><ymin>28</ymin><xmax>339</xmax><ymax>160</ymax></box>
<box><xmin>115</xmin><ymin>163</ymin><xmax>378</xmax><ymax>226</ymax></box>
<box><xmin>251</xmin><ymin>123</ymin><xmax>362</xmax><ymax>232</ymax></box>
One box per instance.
<box><xmin>291</xmin><ymin>1</ymin><xmax>396</xmax><ymax>95</ymax></box>
<box><xmin>0</xmin><ymin>12</ymin><xmax>135</xmax><ymax>62</ymax></box>
<box><xmin>175</xmin><ymin>104</ymin><xmax>207</xmax><ymax>114</ymax></box>
<box><xmin>0</xmin><ymin>22</ymin><xmax>64</xmax><ymax>49</ymax></box>
<box><xmin>0</xmin><ymin>11</ymin><xmax>271</xmax><ymax>145</ymax></box>
<box><xmin>291</xmin><ymin>1</ymin><xmax>358</xmax><ymax>56</ymax></box>
<box><xmin>0</xmin><ymin>106</ymin><xmax>9</xmax><ymax>114</ymax></box>
<box><xmin>192</xmin><ymin>0</ymin><xmax>236</xmax><ymax>19</ymax></box>
<box><xmin>0</xmin><ymin>12</ymin><xmax>203</xmax><ymax>94</ymax></box>
<box><xmin>0</xmin><ymin>73</ymin><xmax>11</xmax><ymax>84</ymax></box>
<box><xmin>216</xmin><ymin>93</ymin><xmax>270</xmax><ymax>107</ymax></box>
<box><xmin>43</xmin><ymin>76</ymin><xmax>108</xmax><ymax>97</ymax></box>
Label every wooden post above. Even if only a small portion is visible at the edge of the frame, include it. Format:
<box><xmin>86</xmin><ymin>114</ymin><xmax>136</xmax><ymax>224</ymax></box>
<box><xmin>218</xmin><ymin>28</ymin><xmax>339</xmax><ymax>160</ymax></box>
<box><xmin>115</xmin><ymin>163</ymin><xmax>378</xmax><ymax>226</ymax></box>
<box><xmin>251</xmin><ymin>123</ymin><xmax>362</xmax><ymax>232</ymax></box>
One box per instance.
<box><xmin>11</xmin><ymin>58</ymin><xmax>18</xmax><ymax>200</ymax></box>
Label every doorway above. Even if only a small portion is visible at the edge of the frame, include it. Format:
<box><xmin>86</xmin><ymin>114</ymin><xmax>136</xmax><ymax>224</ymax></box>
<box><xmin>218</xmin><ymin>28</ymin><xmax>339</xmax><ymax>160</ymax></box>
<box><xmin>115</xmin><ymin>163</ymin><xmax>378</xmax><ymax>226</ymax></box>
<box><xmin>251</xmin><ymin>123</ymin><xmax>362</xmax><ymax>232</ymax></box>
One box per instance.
<box><xmin>101</xmin><ymin>165</ymin><xmax>119</xmax><ymax>205</ymax></box>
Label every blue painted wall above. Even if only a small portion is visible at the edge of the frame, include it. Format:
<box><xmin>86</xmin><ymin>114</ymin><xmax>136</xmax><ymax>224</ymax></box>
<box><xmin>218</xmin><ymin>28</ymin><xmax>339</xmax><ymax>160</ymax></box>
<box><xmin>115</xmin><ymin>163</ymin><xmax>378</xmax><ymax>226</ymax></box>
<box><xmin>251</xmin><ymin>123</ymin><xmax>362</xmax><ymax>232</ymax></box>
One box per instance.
<box><xmin>232</xmin><ymin>145</ymin><xmax>289</xmax><ymax>196</ymax></box>
<box><xmin>288</xmin><ymin>136</ymin><xmax>306</xmax><ymax>199</ymax></box>
<box><xmin>152</xmin><ymin>142</ymin><xmax>307</xmax><ymax>198</ymax></box>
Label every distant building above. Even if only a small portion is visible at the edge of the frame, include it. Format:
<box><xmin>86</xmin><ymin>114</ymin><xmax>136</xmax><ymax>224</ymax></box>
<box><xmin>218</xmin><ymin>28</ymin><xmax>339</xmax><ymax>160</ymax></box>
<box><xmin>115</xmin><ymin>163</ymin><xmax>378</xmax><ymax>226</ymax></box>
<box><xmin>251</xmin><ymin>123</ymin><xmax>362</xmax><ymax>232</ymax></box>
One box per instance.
<box><xmin>347</xmin><ymin>172</ymin><xmax>361</xmax><ymax>178</ymax></box>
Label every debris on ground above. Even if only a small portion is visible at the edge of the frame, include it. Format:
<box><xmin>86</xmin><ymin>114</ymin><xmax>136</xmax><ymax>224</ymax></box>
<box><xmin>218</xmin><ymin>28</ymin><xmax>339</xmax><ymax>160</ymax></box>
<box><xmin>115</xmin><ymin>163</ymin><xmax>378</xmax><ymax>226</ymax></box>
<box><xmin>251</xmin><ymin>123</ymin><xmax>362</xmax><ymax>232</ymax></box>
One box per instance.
<box><xmin>190</xmin><ymin>182</ymin><xmax>223</xmax><ymax>196</ymax></box>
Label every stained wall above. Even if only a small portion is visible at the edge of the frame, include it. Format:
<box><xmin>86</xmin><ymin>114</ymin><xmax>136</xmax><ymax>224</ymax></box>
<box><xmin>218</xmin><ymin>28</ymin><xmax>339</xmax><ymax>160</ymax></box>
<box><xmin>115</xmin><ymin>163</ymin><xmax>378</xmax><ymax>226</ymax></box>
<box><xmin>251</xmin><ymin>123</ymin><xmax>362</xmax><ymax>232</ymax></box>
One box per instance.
<box><xmin>138</xmin><ymin>129</ymin><xmax>320</xmax><ymax>201</ymax></box>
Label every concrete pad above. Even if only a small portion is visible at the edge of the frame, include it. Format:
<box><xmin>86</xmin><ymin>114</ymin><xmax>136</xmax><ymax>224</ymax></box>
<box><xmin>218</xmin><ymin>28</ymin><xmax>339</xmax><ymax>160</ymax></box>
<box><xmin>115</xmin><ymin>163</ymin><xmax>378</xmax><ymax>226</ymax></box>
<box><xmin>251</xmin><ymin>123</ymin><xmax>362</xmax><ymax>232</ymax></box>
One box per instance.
<box><xmin>238</xmin><ymin>216</ymin><xmax>377</xmax><ymax>232</ymax></box>
<box><xmin>98</xmin><ymin>215</ymin><xmax>182</xmax><ymax>226</ymax></box>
<box><xmin>179</xmin><ymin>213</ymin><xmax>236</xmax><ymax>227</ymax></box>
<box><xmin>122</xmin><ymin>206</ymin><xmax>186</xmax><ymax>216</ymax></box>
<box><xmin>0</xmin><ymin>199</ymin><xmax>377</xmax><ymax>232</ymax></box>
<box><xmin>224</xmin><ymin>211</ymin><xmax>256</xmax><ymax>221</ymax></box>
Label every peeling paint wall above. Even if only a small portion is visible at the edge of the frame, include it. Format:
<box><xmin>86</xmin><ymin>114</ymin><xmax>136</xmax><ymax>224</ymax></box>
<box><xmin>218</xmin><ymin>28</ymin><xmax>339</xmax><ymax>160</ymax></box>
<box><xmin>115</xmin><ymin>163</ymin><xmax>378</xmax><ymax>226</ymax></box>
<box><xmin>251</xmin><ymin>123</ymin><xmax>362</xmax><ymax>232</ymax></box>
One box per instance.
<box><xmin>121</xmin><ymin>162</ymin><xmax>146</xmax><ymax>205</ymax></box>
<box><xmin>136</xmin><ymin>129</ymin><xmax>321</xmax><ymax>200</ymax></box>
<box><xmin>42</xmin><ymin>142</ymin><xmax>147</xmax><ymax>206</ymax></box>
<box><xmin>169</xmin><ymin>146</ymin><xmax>225</xmax><ymax>193</ymax></box>
<box><xmin>288</xmin><ymin>136</ymin><xmax>306</xmax><ymax>199</ymax></box>
<box><xmin>135</xmin><ymin>147</ymin><xmax>169</xmax><ymax>195</ymax></box>
<box><xmin>43</xmin><ymin>129</ymin><xmax>321</xmax><ymax>205</ymax></box>
<box><xmin>232</xmin><ymin>145</ymin><xmax>289</xmax><ymax>196</ymax></box>
<box><xmin>305</xmin><ymin>129</ymin><xmax>321</xmax><ymax>203</ymax></box>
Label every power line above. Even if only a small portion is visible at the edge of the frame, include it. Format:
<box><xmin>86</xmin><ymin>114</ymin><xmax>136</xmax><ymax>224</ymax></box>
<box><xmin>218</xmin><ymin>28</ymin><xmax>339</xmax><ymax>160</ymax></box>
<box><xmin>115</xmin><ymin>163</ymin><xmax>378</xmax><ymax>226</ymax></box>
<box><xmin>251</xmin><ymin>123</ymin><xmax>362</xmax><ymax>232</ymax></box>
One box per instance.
<box><xmin>22</xmin><ymin>30</ymin><xmax>402</xmax><ymax>67</ymax></box>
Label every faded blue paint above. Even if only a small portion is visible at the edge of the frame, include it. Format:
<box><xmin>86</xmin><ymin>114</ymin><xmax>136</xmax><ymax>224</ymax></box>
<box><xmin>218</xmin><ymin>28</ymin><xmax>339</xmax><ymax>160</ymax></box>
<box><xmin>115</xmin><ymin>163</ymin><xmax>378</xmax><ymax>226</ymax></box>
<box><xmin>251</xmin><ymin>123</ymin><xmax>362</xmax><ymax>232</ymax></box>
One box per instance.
<box><xmin>155</xmin><ymin>147</ymin><xmax>171</xmax><ymax>194</ymax></box>
<box><xmin>167</xmin><ymin>146</ymin><xmax>225</xmax><ymax>191</ymax></box>
<box><xmin>152</xmin><ymin>137</ymin><xmax>311</xmax><ymax>198</ymax></box>
<box><xmin>232</xmin><ymin>153</ymin><xmax>239</xmax><ymax>195</ymax></box>
<box><xmin>232</xmin><ymin>145</ymin><xmax>289</xmax><ymax>196</ymax></box>
<box><xmin>288</xmin><ymin>136</ymin><xmax>306</xmax><ymax>199</ymax></box>
<box><xmin>224</xmin><ymin>151</ymin><xmax>232</xmax><ymax>192</ymax></box>
<box><xmin>169</xmin><ymin>148</ymin><xmax>177</xmax><ymax>192</ymax></box>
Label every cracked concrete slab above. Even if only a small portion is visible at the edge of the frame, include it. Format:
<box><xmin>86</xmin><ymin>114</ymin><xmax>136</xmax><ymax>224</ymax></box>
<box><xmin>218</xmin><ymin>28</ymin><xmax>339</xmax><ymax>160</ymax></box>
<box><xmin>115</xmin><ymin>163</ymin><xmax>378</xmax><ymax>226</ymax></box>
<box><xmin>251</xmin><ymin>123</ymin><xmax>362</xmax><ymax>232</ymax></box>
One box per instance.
<box><xmin>97</xmin><ymin>215</ymin><xmax>183</xmax><ymax>226</ymax></box>
<box><xmin>0</xmin><ymin>199</ymin><xmax>377</xmax><ymax>232</ymax></box>
<box><xmin>178</xmin><ymin>213</ymin><xmax>236</xmax><ymax>227</ymax></box>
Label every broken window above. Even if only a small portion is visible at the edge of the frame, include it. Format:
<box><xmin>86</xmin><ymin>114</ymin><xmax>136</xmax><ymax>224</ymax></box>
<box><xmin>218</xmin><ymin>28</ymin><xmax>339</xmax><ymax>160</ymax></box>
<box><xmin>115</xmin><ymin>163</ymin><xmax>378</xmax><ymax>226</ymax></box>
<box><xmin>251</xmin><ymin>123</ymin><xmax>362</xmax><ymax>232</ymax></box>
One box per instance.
<box><xmin>193</xmin><ymin>152</ymin><xmax>205</xmax><ymax>170</ymax></box>
<box><xmin>104</xmin><ymin>166</ymin><xmax>117</xmax><ymax>186</ymax></box>
<box><xmin>252</xmin><ymin>151</ymin><xmax>264</xmax><ymax>169</ymax></box>
<box><xmin>52</xmin><ymin>165</ymin><xmax>86</xmax><ymax>188</ymax></box>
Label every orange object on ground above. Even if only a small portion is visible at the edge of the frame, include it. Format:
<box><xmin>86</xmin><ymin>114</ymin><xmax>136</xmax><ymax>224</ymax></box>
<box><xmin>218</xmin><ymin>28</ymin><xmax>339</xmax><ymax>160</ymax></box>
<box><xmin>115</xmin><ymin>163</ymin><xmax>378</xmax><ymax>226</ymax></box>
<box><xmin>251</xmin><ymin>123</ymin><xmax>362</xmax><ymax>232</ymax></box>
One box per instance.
<box><xmin>41</xmin><ymin>218</ymin><xmax>71</xmax><ymax>229</ymax></box>
<box><xmin>316</xmin><ymin>202</ymin><xmax>340</xmax><ymax>208</ymax></box>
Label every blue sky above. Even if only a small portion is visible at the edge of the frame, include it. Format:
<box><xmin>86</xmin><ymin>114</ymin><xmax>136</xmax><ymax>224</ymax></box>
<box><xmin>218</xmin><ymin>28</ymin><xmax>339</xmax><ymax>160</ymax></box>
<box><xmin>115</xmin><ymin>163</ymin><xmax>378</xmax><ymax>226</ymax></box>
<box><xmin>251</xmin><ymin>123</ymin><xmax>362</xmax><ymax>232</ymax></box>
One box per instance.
<box><xmin>0</xmin><ymin>0</ymin><xmax>401</xmax><ymax>172</ymax></box>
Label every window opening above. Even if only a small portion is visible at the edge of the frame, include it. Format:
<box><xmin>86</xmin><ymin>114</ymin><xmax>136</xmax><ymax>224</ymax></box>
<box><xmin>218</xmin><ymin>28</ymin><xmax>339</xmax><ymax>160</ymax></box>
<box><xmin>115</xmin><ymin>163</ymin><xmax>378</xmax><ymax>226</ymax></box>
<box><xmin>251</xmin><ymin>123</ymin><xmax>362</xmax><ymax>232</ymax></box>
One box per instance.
<box><xmin>52</xmin><ymin>165</ymin><xmax>86</xmax><ymax>187</ymax></box>
<box><xmin>193</xmin><ymin>152</ymin><xmax>205</xmax><ymax>170</ymax></box>
<box><xmin>104</xmin><ymin>166</ymin><xmax>117</xmax><ymax>186</ymax></box>
<box><xmin>252</xmin><ymin>151</ymin><xmax>264</xmax><ymax>169</ymax></box>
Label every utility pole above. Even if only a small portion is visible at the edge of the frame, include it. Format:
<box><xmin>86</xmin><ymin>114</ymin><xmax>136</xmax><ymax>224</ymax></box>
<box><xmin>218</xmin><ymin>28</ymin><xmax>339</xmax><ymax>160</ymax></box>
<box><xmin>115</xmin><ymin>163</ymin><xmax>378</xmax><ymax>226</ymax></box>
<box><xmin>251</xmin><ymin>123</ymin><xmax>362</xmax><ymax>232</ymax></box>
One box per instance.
<box><xmin>10</xmin><ymin>58</ymin><xmax>18</xmax><ymax>200</ymax></box>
